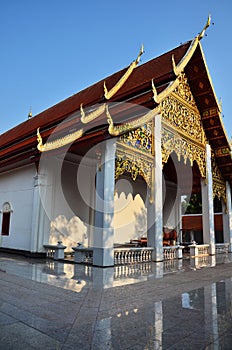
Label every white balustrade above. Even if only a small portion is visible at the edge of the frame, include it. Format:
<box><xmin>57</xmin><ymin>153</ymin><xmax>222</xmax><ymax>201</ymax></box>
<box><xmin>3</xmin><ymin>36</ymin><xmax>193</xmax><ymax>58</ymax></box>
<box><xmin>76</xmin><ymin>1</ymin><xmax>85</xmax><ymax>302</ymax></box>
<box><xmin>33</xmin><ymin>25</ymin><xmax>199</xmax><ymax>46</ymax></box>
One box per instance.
<box><xmin>215</xmin><ymin>243</ymin><xmax>229</xmax><ymax>254</ymax></box>
<box><xmin>163</xmin><ymin>246</ymin><xmax>184</xmax><ymax>260</ymax></box>
<box><xmin>72</xmin><ymin>245</ymin><xmax>93</xmax><ymax>264</ymax></box>
<box><xmin>72</xmin><ymin>245</ymin><xmax>187</xmax><ymax>265</ymax></box>
<box><xmin>43</xmin><ymin>241</ymin><xmax>66</xmax><ymax>260</ymax></box>
<box><xmin>189</xmin><ymin>244</ymin><xmax>209</xmax><ymax>257</ymax></box>
<box><xmin>113</xmin><ymin>248</ymin><xmax>153</xmax><ymax>265</ymax></box>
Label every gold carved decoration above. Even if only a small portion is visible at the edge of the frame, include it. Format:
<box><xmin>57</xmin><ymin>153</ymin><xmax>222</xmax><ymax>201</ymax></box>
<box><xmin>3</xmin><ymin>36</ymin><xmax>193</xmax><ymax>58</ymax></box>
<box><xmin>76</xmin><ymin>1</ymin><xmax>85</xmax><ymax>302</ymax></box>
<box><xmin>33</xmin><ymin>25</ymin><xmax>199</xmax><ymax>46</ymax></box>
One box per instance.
<box><xmin>119</xmin><ymin>122</ymin><xmax>153</xmax><ymax>154</ymax></box>
<box><xmin>104</xmin><ymin>44</ymin><xmax>144</xmax><ymax>100</ymax></box>
<box><xmin>213</xmin><ymin>182</ymin><xmax>226</xmax><ymax>204</ymax></box>
<box><xmin>152</xmin><ymin>77</ymin><xmax>179</xmax><ymax>104</ymax></box>
<box><xmin>161</xmin><ymin>74</ymin><xmax>206</xmax><ymax>146</ymax></box>
<box><xmin>212</xmin><ymin>152</ymin><xmax>225</xmax><ymax>183</ymax></box>
<box><xmin>211</xmin><ymin>151</ymin><xmax>226</xmax><ymax>203</ymax></box>
<box><xmin>215</xmin><ymin>147</ymin><xmax>231</xmax><ymax>157</ymax></box>
<box><xmin>80</xmin><ymin>103</ymin><xmax>106</xmax><ymax>124</ymax></box>
<box><xmin>115</xmin><ymin>120</ymin><xmax>154</xmax><ymax>201</ymax></box>
<box><xmin>161</xmin><ymin>127</ymin><xmax>206</xmax><ymax>178</ymax></box>
<box><xmin>172</xmin><ymin>73</ymin><xmax>197</xmax><ymax>109</ymax></box>
<box><xmin>107</xmin><ymin>104</ymin><xmax>160</xmax><ymax>136</ymax></box>
<box><xmin>115</xmin><ymin>147</ymin><xmax>153</xmax><ymax>188</ymax></box>
<box><xmin>37</xmin><ymin>127</ymin><xmax>83</xmax><ymax>152</ymax></box>
<box><xmin>161</xmin><ymin>96</ymin><xmax>204</xmax><ymax>144</ymax></box>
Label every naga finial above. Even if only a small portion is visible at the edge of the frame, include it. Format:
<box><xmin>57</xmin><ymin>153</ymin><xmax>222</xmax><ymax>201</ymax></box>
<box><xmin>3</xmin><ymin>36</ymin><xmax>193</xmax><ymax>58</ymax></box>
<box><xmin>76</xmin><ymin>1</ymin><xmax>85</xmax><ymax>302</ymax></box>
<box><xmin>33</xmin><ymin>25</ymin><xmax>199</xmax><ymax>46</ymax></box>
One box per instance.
<box><xmin>198</xmin><ymin>14</ymin><xmax>211</xmax><ymax>40</ymax></box>
<box><xmin>37</xmin><ymin>128</ymin><xmax>44</xmax><ymax>152</ymax></box>
<box><xmin>104</xmin><ymin>45</ymin><xmax>145</xmax><ymax>100</ymax></box>
<box><xmin>106</xmin><ymin>104</ymin><xmax>113</xmax><ymax>128</ymax></box>
<box><xmin>172</xmin><ymin>54</ymin><xmax>179</xmax><ymax>76</ymax></box>
<box><xmin>135</xmin><ymin>44</ymin><xmax>144</xmax><ymax>64</ymax></box>
<box><xmin>80</xmin><ymin>103</ymin><xmax>106</xmax><ymax>123</ymax></box>
<box><xmin>152</xmin><ymin>79</ymin><xmax>158</xmax><ymax>103</ymax></box>
<box><xmin>219</xmin><ymin>97</ymin><xmax>222</xmax><ymax>113</ymax></box>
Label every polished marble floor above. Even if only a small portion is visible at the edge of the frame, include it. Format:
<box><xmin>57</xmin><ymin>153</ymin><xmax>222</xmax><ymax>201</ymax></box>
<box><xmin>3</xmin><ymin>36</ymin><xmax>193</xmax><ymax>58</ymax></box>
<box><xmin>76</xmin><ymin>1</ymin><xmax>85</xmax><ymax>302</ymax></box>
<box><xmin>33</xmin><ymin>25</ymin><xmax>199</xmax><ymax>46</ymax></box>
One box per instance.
<box><xmin>1</xmin><ymin>252</ymin><xmax>232</xmax><ymax>349</ymax></box>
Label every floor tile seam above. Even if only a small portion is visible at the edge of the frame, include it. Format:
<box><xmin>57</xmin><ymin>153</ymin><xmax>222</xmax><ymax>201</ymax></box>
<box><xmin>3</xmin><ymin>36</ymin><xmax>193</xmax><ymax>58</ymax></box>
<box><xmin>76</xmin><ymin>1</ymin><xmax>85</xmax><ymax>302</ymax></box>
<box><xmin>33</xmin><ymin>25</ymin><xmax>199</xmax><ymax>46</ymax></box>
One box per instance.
<box><xmin>61</xmin><ymin>288</ymin><xmax>101</xmax><ymax>345</ymax></box>
<box><xmin>0</xmin><ymin>298</ymin><xmax>76</xmax><ymax>330</ymax></box>
<box><xmin>99</xmin><ymin>280</ymin><xmax>228</xmax><ymax>309</ymax></box>
<box><xmin>2</xmin><ymin>310</ymin><xmax>74</xmax><ymax>347</ymax></box>
<box><xmin>2</xmin><ymin>318</ymin><xmax>65</xmax><ymax>346</ymax></box>
<box><xmin>0</xmin><ymin>285</ymin><xmax>82</xmax><ymax>312</ymax></box>
<box><xmin>0</xmin><ymin>270</ymin><xmax>89</xmax><ymax>301</ymax></box>
<box><xmin>0</xmin><ymin>308</ymin><xmax>21</xmax><ymax>326</ymax></box>
<box><xmin>0</xmin><ymin>305</ymin><xmax>68</xmax><ymax>339</ymax></box>
<box><xmin>0</xmin><ymin>271</ymin><xmax>62</xmax><ymax>295</ymax></box>
<box><xmin>190</xmin><ymin>326</ymin><xmax>226</xmax><ymax>341</ymax></box>
<box><xmin>89</xmin><ymin>289</ymin><xmax>106</xmax><ymax>350</ymax></box>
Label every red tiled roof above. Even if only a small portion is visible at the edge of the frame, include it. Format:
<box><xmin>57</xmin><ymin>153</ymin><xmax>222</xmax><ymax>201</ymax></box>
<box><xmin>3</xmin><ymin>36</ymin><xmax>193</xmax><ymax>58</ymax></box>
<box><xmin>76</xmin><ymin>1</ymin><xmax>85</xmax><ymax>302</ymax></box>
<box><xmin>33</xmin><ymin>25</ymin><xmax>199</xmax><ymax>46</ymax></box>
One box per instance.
<box><xmin>0</xmin><ymin>41</ymin><xmax>191</xmax><ymax>150</ymax></box>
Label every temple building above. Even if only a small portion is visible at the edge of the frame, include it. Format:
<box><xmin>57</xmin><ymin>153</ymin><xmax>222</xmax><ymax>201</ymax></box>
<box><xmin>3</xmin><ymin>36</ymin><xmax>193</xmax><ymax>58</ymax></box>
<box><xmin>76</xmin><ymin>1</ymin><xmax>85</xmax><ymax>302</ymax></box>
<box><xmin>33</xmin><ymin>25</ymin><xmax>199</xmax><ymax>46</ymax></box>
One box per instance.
<box><xmin>1</xmin><ymin>17</ymin><xmax>232</xmax><ymax>266</ymax></box>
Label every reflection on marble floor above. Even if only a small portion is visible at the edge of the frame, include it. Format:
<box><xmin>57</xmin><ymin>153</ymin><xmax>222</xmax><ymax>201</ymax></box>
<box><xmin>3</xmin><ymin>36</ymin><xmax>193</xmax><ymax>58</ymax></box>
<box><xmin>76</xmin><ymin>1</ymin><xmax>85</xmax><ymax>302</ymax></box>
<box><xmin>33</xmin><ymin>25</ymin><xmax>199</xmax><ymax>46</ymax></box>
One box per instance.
<box><xmin>1</xmin><ymin>253</ymin><xmax>232</xmax><ymax>292</ymax></box>
<box><xmin>91</xmin><ymin>280</ymin><xmax>232</xmax><ymax>349</ymax></box>
<box><xmin>1</xmin><ymin>254</ymin><xmax>232</xmax><ymax>348</ymax></box>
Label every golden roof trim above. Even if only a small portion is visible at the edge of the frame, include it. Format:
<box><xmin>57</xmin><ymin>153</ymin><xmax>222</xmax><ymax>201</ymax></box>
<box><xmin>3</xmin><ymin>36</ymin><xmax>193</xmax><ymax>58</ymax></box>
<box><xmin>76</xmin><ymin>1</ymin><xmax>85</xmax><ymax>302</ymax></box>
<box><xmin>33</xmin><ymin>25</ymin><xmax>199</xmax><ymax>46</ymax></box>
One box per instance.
<box><xmin>37</xmin><ymin>127</ymin><xmax>84</xmax><ymax>153</ymax></box>
<box><xmin>80</xmin><ymin>103</ymin><xmax>106</xmax><ymax>124</ymax></box>
<box><xmin>104</xmin><ymin>44</ymin><xmax>144</xmax><ymax>100</ymax></box>
<box><xmin>172</xmin><ymin>15</ymin><xmax>211</xmax><ymax>76</ymax></box>
<box><xmin>107</xmin><ymin>104</ymin><xmax>160</xmax><ymax>136</ymax></box>
<box><xmin>152</xmin><ymin>77</ymin><xmax>180</xmax><ymax>104</ymax></box>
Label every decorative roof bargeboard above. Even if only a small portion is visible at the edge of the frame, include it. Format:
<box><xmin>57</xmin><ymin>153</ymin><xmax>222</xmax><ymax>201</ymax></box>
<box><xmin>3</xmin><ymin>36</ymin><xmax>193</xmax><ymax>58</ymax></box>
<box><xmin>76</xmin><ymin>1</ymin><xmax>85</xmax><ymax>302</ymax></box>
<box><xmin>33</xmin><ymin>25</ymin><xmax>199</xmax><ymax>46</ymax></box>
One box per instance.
<box><xmin>107</xmin><ymin>104</ymin><xmax>161</xmax><ymax>136</ymax></box>
<box><xmin>104</xmin><ymin>44</ymin><xmax>144</xmax><ymax>100</ymax></box>
<box><xmin>36</xmin><ymin>16</ymin><xmax>212</xmax><ymax>153</ymax></box>
<box><xmin>172</xmin><ymin>15</ymin><xmax>211</xmax><ymax>76</ymax></box>
<box><xmin>37</xmin><ymin>127</ymin><xmax>84</xmax><ymax>152</ymax></box>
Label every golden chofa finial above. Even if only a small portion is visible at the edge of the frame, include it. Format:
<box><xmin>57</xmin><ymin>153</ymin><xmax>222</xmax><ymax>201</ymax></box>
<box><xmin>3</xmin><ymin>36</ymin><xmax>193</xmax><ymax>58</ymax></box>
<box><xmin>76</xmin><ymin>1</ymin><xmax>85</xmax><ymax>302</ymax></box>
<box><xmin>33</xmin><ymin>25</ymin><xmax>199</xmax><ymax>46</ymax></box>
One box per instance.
<box><xmin>28</xmin><ymin>107</ymin><xmax>33</xmax><ymax>119</ymax></box>
<box><xmin>104</xmin><ymin>44</ymin><xmax>145</xmax><ymax>100</ymax></box>
<box><xmin>37</xmin><ymin>128</ymin><xmax>44</xmax><ymax>152</ymax></box>
<box><xmin>219</xmin><ymin>97</ymin><xmax>223</xmax><ymax>113</ymax></box>
<box><xmin>135</xmin><ymin>44</ymin><xmax>144</xmax><ymax>64</ymax></box>
<box><xmin>172</xmin><ymin>55</ymin><xmax>178</xmax><ymax>76</ymax></box>
<box><xmin>198</xmin><ymin>14</ymin><xmax>211</xmax><ymax>40</ymax></box>
<box><xmin>151</xmin><ymin>79</ymin><xmax>158</xmax><ymax>103</ymax></box>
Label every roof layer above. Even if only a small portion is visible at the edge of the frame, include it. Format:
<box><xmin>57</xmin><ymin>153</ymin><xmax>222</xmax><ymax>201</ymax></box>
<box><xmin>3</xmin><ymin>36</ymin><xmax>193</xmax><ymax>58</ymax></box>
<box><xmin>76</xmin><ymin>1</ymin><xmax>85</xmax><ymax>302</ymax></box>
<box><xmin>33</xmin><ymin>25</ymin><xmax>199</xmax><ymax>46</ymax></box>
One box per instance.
<box><xmin>0</xmin><ymin>38</ymin><xmax>232</xmax><ymax>185</ymax></box>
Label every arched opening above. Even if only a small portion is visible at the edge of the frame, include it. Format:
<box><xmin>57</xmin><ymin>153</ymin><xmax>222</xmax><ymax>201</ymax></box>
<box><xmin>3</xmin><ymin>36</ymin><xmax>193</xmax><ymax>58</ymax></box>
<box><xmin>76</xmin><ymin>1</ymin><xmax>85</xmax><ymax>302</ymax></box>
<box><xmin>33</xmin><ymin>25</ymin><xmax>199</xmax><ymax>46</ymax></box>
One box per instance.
<box><xmin>113</xmin><ymin>173</ymin><xmax>148</xmax><ymax>245</ymax></box>
<box><xmin>1</xmin><ymin>202</ymin><xmax>12</xmax><ymax>236</ymax></box>
<box><xmin>214</xmin><ymin>196</ymin><xmax>223</xmax><ymax>244</ymax></box>
<box><xmin>162</xmin><ymin>152</ymin><xmax>195</xmax><ymax>239</ymax></box>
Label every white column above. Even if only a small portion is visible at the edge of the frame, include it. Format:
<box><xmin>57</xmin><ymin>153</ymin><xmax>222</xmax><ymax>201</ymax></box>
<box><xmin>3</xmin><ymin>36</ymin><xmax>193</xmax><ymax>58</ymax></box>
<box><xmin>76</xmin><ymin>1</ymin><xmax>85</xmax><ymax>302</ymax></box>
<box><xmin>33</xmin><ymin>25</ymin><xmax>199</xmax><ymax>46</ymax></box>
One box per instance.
<box><xmin>201</xmin><ymin>144</ymin><xmax>215</xmax><ymax>255</ymax></box>
<box><xmin>93</xmin><ymin>139</ymin><xmax>116</xmax><ymax>267</ymax></box>
<box><xmin>147</xmin><ymin>114</ymin><xmax>163</xmax><ymax>261</ymax></box>
<box><xmin>30</xmin><ymin>174</ymin><xmax>50</xmax><ymax>253</ymax></box>
<box><xmin>224</xmin><ymin>182</ymin><xmax>232</xmax><ymax>252</ymax></box>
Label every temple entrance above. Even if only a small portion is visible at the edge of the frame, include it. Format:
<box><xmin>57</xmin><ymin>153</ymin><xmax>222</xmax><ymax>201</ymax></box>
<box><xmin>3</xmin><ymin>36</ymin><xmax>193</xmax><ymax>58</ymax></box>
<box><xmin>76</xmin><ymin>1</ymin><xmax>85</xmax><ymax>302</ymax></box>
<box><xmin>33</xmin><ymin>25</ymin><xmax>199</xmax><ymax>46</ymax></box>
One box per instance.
<box><xmin>113</xmin><ymin>174</ymin><xmax>148</xmax><ymax>246</ymax></box>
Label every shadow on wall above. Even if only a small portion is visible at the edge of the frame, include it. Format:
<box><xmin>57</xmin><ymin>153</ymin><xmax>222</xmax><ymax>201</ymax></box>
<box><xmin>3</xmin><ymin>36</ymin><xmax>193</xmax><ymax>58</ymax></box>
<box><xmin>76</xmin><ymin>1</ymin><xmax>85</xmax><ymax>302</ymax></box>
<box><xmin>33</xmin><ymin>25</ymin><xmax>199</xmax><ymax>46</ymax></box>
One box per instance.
<box><xmin>113</xmin><ymin>192</ymin><xmax>147</xmax><ymax>243</ymax></box>
<box><xmin>49</xmin><ymin>215</ymin><xmax>88</xmax><ymax>251</ymax></box>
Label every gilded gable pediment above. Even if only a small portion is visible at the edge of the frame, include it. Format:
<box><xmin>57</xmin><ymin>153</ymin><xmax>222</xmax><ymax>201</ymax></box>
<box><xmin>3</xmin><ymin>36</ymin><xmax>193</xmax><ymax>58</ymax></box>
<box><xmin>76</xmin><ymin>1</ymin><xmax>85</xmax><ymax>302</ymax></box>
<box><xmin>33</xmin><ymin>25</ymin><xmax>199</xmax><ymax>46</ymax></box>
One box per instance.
<box><xmin>161</xmin><ymin>73</ymin><xmax>206</xmax><ymax>146</ymax></box>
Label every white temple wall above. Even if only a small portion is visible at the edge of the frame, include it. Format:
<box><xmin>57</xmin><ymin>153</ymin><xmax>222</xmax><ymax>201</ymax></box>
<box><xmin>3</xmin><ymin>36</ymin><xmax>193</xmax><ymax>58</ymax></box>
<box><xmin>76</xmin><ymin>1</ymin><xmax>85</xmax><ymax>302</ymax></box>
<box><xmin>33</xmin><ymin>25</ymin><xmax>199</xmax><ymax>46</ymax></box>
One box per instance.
<box><xmin>0</xmin><ymin>165</ymin><xmax>36</xmax><ymax>251</ymax></box>
<box><xmin>45</xmin><ymin>158</ymin><xmax>95</xmax><ymax>251</ymax></box>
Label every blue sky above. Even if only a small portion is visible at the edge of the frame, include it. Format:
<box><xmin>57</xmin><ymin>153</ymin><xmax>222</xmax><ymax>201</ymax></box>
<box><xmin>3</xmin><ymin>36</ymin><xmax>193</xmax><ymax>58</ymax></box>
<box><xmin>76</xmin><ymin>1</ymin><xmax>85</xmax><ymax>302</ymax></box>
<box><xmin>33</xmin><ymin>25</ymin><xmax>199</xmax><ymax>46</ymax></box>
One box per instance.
<box><xmin>1</xmin><ymin>0</ymin><xmax>232</xmax><ymax>140</ymax></box>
